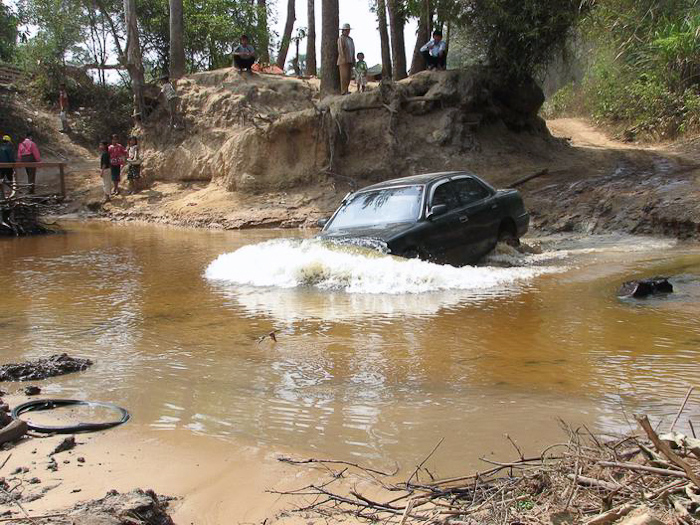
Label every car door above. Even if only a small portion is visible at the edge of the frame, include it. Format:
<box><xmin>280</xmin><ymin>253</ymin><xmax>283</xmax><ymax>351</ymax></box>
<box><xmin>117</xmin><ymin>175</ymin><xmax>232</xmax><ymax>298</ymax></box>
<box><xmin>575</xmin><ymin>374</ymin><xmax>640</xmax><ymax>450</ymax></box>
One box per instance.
<box><xmin>422</xmin><ymin>180</ymin><xmax>466</xmax><ymax>264</ymax></box>
<box><xmin>452</xmin><ymin>177</ymin><xmax>500</xmax><ymax>262</ymax></box>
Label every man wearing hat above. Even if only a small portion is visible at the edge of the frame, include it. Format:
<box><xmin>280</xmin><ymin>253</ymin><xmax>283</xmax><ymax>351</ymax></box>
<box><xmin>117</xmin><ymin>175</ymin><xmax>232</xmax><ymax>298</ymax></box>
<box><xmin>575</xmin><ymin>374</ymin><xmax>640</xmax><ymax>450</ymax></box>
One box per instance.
<box><xmin>0</xmin><ymin>135</ymin><xmax>16</xmax><ymax>198</ymax></box>
<box><xmin>337</xmin><ymin>23</ymin><xmax>356</xmax><ymax>95</ymax></box>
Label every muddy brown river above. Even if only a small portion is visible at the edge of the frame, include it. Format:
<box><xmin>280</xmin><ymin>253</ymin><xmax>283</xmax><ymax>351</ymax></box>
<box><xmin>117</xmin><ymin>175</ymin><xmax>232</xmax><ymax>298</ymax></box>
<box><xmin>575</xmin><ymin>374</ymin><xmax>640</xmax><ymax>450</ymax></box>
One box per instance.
<box><xmin>1</xmin><ymin>221</ymin><xmax>700</xmax><ymax>474</ymax></box>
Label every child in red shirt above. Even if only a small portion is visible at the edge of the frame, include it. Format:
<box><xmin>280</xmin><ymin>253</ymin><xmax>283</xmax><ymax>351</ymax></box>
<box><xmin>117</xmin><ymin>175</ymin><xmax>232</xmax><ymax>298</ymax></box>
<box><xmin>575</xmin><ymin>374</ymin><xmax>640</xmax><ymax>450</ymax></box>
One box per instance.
<box><xmin>108</xmin><ymin>134</ymin><xmax>127</xmax><ymax>195</ymax></box>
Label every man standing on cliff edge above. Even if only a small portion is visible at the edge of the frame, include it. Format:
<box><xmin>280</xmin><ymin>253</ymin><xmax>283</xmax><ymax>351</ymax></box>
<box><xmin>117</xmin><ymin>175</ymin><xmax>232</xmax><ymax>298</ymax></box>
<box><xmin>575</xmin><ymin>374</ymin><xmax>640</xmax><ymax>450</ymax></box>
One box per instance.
<box><xmin>337</xmin><ymin>23</ymin><xmax>355</xmax><ymax>95</ymax></box>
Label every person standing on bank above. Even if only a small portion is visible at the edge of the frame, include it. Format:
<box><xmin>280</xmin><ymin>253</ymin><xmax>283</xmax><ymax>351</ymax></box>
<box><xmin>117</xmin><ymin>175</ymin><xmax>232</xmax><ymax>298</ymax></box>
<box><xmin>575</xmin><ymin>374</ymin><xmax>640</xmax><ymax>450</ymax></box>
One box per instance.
<box><xmin>160</xmin><ymin>76</ymin><xmax>180</xmax><ymax>129</ymax></box>
<box><xmin>420</xmin><ymin>30</ymin><xmax>447</xmax><ymax>71</ymax></box>
<box><xmin>18</xmin><ymin>132</ymin><xmax>40</xmax><ymax>195</ymax></box>
<box><xmin>108</xmin><ymin>134</ymin><xmax>127</xmax><ymax>196</ymax></box>
<box><xmin>99</xmin><ymin>141</ymin><xmax>111</xmax><ymax>203</ymax></box>
<box><xmin>337</xmin><ymin>23</ymin><xmax>355</xmax><ymax>95</ymax></box>
<box><xmin>0</xmin><ymin>135</ymin><xmax>16</xmax><ymax>199</ymax></box>
<box><xmin>233</xmin><ymin>35</ymin><xmax>256</xmax><ymax>73</ymax></box>
<box><xmin>58</xmin><ymin>83</ymin><xmax>70</xmax><ymax>133</ymax></box>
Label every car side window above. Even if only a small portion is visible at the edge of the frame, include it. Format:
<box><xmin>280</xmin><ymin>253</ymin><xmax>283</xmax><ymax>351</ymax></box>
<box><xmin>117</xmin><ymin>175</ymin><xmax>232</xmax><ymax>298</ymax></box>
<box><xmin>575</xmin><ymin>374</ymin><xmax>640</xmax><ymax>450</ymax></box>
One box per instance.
<box><xmin>453</xmin><ymin>178</ymin><xmax>490</xmax><ymax>205</ymax></box>
<box><xmin>431</xmin><ymin>181</ymin><xmax>461</xmax><ymax>210</ymax></box>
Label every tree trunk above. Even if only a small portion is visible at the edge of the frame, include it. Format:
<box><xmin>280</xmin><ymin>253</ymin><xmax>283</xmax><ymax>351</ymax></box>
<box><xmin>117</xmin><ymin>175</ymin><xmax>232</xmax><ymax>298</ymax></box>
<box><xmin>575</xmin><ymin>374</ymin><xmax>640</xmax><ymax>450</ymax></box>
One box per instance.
<box><xmin>169</xmin><ymin>0</ymin><xmax>185</xmax><ymax>78</ymax></box>
<box><xmin>387</xmin><ymin>0</ymin><xmax>407</xmax><ymax>80</ymax></box>
<box><xmin>276</xmin><ymin>0</ymin><xmax>296</xmax><ymax>70</ymax></box>
<box><xmin>320</xmin><ymin>0</ymin><xmax>340</xmax><ymax>93</ymax></box>
<box><xmin>257</xmin><ymin>0</ymin><xmax>270</xmax><ymax>63</ymax></box>
<box><xmin>305</xmin><ymin>0</ymin><xmax>317</xmax><ymax>75</ymax></box>
<box><xmin>377</xmin><ymin>0</ymin><xmax>392</xmax><ymax>79</ymax></box>
<box><xmin>409</xmin><ymin>2</ymin><xmax>431</xmax><ymax>75</ymax></box>
<box><xmin>124</xmin><ymin>0</ymin><xmax>146</xmax><ymax>120</ymax></box>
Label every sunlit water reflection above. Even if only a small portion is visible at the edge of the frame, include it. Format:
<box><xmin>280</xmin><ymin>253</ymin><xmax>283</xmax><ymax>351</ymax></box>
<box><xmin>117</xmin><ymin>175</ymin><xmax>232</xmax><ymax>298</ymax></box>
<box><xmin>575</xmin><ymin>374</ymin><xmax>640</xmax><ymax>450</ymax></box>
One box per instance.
<box><xmin>1</xmin><ymin>222</ymin><xmax>700</xmax><ymax>473</ymax></box>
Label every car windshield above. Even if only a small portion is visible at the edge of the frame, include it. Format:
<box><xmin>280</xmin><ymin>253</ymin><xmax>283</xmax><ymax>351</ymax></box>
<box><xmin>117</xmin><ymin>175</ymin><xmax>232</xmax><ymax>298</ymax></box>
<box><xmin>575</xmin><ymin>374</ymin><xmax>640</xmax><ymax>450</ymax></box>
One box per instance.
<box><xmin>326</xmin><ymin>186</ymin><xmax>423</xmax><ymax>231</ymax></box>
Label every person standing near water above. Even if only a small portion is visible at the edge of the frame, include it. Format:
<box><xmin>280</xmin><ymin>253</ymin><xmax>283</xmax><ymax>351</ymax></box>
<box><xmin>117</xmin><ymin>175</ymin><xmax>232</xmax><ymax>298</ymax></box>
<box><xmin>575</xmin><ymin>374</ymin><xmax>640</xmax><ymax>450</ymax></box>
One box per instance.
<box><xmin>99</xmin><ymin>141</ymin><xmax>111</xmax><ymax>202</ymax></box>
<box><xmin>337</xmin><ymin>23</ymin><xmax>355</xmax><ymax>95</ymax></box>
<box><xmin>108</xmin><ymin>134</ymin><xmax>126</xmax><ymax>196</ymax></box>
<box><xmin>17</xmin><ymin>132</ymin><xmax>40</xmax><ymax>195</ymax></box>
<box><xmin>0</xmin><ymin>135</ymin><xmax>16</xmax><ymax>199</ymax></box>
<box><xmin>125</xmin><ymin>136</ymin><xmax>142</xmax><ymax>195</ymax></box>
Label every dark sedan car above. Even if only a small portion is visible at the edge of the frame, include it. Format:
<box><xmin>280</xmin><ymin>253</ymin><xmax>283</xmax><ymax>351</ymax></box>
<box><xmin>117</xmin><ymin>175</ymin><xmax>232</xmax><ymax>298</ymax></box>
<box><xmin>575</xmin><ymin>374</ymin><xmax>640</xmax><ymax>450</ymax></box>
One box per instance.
<box><xmin>318</xmin><ymin>171</ymin><xmax>529</xmax><ymax>266</ymax></box>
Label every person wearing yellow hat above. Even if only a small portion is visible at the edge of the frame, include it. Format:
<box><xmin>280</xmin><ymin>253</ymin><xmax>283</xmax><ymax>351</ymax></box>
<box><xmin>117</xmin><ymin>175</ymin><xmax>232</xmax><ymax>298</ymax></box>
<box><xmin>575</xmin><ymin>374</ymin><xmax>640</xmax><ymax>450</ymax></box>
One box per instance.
<box><xmin>0</xmin><ymin>135</ymin><xmax>16</xmax><ymax>199</ymax></box>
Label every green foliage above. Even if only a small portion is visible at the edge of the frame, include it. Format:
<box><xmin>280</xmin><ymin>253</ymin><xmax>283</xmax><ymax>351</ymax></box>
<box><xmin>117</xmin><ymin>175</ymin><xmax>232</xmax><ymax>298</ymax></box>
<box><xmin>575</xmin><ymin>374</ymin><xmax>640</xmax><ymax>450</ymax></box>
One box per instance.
<box><xmin>0</xmin><ymin>2</ymin><xmax>18</xmax><ymax>62</ymax></box>
<box><xmin>546</xmin><ymin>0</ymin><xmax>700</xmax><ymax>139</ymax></box>
<box><xmin>456</xmin><ymin>0</ymin><xmax>593</xmax><ymax>79</ymax></box>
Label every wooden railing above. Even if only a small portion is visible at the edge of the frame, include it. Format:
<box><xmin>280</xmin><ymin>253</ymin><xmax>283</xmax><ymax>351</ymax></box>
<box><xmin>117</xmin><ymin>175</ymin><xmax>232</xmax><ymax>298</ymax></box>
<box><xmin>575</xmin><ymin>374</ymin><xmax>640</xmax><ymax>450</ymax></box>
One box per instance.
<box><xmin>0</xmin><ymin>162</ymin><xmax>67</xmax><ymax>197</ymax></box>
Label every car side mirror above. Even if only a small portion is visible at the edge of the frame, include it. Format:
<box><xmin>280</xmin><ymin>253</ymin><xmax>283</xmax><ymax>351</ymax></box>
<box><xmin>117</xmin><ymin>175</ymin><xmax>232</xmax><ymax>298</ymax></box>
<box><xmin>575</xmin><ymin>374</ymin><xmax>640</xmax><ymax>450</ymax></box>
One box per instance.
<box><xmin>317</xmin><ymin>217</ymin><xmax>329</xmax><ymax>228</ymax></box>
<box><xmin>427</xmin><ymin>204</ymin><xmax>448</xmax><ymax>219</ymax></box>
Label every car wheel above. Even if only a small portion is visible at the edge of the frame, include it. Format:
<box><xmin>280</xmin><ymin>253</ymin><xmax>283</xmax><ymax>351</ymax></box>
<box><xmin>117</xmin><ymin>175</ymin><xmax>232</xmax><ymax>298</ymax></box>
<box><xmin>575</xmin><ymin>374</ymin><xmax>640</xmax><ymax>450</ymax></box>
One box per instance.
<box><xmin>402</xmin><ymin>248</ymin><xmax>423</xmax><ymax>260</ymax></box>
<box><xmin>498</xmin><ymin>222</ymin><xmax>520</xmax><ymax>247</ymax></box>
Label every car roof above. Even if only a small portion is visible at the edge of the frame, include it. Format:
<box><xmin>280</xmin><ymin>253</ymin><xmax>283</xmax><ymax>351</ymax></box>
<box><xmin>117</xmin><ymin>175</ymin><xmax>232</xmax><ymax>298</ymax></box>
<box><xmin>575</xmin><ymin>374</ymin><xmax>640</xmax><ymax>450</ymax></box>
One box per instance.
<box><xmin>358</xmin><ymin>171</ymin><xmax>477</xmax><ymax>192</ymax></box>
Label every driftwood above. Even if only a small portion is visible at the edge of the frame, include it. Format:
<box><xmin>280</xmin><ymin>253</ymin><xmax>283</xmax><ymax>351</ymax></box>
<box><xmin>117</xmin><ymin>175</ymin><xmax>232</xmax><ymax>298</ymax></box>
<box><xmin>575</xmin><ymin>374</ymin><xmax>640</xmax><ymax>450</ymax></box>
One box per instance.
<box><xmin>0</xmin><ymin>419</ymin><xmax>28</xmax><ymax>446</ymax></box>
<box><xmin>272</xmin><ymin>405</ymin><xmax>700</xmax><ymax>524</ymax></box>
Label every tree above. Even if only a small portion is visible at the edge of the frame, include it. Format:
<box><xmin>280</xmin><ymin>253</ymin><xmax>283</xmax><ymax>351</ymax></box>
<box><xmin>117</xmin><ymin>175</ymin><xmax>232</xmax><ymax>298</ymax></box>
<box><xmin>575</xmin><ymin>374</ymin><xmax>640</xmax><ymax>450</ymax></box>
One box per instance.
<box><xmin>305</xmin><ymin>0</ymin><xmax>316</xmax><ymax>75</ymax></box>
<box><xmin>124</xmin><ymin>0</ymin><xmax>146</xmax><ymax>119</ymax></box>
<box><xmin>387</xmin><ymin>0</ymin><xmax>407</xmax><ymax>79</ymax></box>
<box><xmin>276</xmin><ymin>0</ymin><xmax>296</xmax><ymax>69</ymax></box>
<box><xmin>376</xmin><ymin>0</ymin><xmax>392</xmax><ymax>78</ymax></box>
<box><xmin>459</xmin><ymin>0</ymin><xmax>593</xmax><ymax>80</ymax></box>
<box><xmin>320</xmin><ymin>0</ymin><xmax>339</xmax><ymax>93</ymax></box>
<box><xmin>169</xmin><ymin>0</ymin><xmax>185</xmax><ymax>78</ymax></box>
<box><xmin>0</xmin><ymin>3</ymin><xmax>18</xmax><ymax>62</ymax></box>
<box><xmin>257</xmin><ymin>0</ymin><xmax>270</xmax><ymax>63</ymax></box>
<box><xmin>409</xmin><ymin>1</ymin><xmax>431</xmax><ymax>74</ymax></box>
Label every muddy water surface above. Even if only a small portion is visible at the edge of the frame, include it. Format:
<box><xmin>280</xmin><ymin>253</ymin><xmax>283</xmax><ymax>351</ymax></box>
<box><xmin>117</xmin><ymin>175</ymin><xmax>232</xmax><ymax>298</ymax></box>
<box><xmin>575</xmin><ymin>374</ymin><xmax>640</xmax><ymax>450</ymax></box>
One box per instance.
<box><xmin>1</xmin><ymin>222</ymin><xmax>700</xmax><ymax>474</ymax></box>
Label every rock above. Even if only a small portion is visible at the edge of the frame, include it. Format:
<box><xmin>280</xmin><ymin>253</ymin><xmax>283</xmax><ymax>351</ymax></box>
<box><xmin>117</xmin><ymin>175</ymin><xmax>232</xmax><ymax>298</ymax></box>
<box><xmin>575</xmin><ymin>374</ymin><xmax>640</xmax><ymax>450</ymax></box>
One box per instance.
<box><xmin>0</xmin><ymin>354</ymin><xmax>93</xmax><ymax>382</ymax></box>
<box><xmin>77</xmin><ymin>456</ymin><xmax>86</xmax><ymax>463</ymax></box>
<box><xmin>68</xmin><ymin>488</ymin><xmax>174</xmax><ymax>525</ymax></box>
<box><xmin>28</xmin><ymin>477</ymin><xmax>41</xmax><ymax>484</ymax></box>
<box><xmin>46</xmin><ymin>457</ymin><xmax>58</xmax><ymax>471</ymax></box>
<box><xmin>23</xmin><ymin>385</ymin><xmax>41</xmax><ymax>396</ymax></box>
<box><xmin>618</xmin><ymin>277</ymin><xmax>674</xmax><ymax>298</ymax></box>
<box><xmin>51</xmin><ymin>436</ymin><xmax>76</xmax><ymax>455</ymax></box>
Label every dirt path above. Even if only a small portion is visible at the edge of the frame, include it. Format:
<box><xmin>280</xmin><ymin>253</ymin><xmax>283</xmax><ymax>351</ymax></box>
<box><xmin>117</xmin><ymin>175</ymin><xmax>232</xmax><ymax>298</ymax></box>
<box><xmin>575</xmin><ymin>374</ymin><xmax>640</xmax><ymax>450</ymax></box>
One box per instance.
<box><xmin>519</xmin><ymin>118</ymin><xmax>700</xmax><ymax>238</ymax></box>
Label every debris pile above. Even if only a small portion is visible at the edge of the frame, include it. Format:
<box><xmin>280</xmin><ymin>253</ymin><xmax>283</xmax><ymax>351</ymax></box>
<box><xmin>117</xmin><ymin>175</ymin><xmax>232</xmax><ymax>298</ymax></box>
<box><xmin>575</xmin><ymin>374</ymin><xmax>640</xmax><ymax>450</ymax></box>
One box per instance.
<box><xmin>0</xmin><ymin>354</ymin><xmax>93</xmax><ymax>381</ymax></box>
<box><xmin>0</xmin><ymin>196</ymin><xmax>55</xmax><ymax>236</ymax></box>
<box><xmin>275</xmin><ymin>411</ymin><xmax>700</xmax><ymax>524</ymax></box>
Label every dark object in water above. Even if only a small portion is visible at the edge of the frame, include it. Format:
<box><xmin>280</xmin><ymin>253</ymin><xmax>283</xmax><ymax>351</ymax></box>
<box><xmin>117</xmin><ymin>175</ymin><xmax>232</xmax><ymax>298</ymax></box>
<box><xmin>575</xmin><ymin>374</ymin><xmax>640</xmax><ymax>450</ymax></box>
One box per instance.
<box><xmin>618</xmin><ymin>277</ymin><xmax>674</xmax><ymax>298</ymax></box>
<box><xmin>0</xmin><ymin>354</ymin><xmax>93</xmax><ymax>382</ymax></box>
<box><xmin>12</xmin><ymin>399</ymin><xmax>130</xmax><ymax>434</ymax></box>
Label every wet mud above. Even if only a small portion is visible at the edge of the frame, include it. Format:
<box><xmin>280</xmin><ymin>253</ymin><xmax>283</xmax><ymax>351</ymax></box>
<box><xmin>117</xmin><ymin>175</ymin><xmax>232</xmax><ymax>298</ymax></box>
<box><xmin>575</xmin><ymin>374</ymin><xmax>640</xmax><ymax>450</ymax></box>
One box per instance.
<box><xmin>0</xmin><ymin>354</ymin><xmax>93</xmax><ymax>382</ymax></box>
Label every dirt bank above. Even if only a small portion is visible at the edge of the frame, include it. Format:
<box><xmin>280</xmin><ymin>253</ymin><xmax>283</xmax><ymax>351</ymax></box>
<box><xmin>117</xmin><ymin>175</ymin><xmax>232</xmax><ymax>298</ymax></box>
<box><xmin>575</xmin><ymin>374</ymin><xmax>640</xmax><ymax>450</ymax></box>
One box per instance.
<box><xmin>47</xmin><ymin>68</ymin><xmax>700</xmax><ymax>238</ymax></box>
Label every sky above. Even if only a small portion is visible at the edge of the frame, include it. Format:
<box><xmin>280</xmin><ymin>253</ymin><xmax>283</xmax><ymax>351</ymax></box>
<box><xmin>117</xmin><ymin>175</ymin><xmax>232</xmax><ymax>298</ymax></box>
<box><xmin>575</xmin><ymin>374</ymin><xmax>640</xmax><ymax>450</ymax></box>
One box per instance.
<box><xmin>271</xmin><ymin>0</ymin><xmax>418</xmax><ymax>69</ymax></box>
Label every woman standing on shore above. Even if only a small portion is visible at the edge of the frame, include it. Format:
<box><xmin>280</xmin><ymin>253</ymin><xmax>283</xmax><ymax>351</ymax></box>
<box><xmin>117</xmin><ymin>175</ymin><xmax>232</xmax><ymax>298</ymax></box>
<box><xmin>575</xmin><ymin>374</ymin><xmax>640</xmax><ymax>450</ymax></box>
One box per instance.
<box><xmin>108</xmin><ymin>134</ymin><xmax>127</xmax><ymax>196</ymax></box>
<box><xmin>126</xmin><ymin>136</ymin><xmax>142</xmax><ymax>194</ymax></box>
<box><xmin>17</xmin><ymin>132</ymin><xmax>40</xmax><ymax>195</ymax></box>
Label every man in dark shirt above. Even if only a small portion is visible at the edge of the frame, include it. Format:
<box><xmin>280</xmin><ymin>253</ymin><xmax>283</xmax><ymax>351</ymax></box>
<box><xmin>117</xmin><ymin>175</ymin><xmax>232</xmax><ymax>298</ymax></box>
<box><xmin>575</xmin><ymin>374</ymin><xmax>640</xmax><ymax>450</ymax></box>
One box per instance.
<box><xmin>0</xmin><ymin>135</ymin><xmax>16</xmax><ymax>199</ymax></box>
<box><xmin>99</xmin><ymin>140</ymin><xmax>112</xmax><ymax>202</ymax></box>
<box><xmin>233</xmin><ymin>35</ymin><xmax>256</xmax><ymax>72</ymax></box>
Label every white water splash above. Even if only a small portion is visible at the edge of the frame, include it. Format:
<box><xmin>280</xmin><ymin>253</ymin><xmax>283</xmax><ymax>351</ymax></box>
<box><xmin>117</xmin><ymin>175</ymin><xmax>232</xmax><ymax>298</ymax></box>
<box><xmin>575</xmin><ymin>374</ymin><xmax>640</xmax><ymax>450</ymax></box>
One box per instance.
<box><xmin>204</xmin><ymin>239</ymin><xmax>560</xmax><ymax>295</ymax></box>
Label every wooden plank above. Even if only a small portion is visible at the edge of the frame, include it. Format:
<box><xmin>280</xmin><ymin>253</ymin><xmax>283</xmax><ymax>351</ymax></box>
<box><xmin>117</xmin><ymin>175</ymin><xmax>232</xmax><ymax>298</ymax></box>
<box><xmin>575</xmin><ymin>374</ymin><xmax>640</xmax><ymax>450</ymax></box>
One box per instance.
<box><xmin>0</xmin><ymin>162</ymin><xmax>66</xmax><ymax>168</ymax></box>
